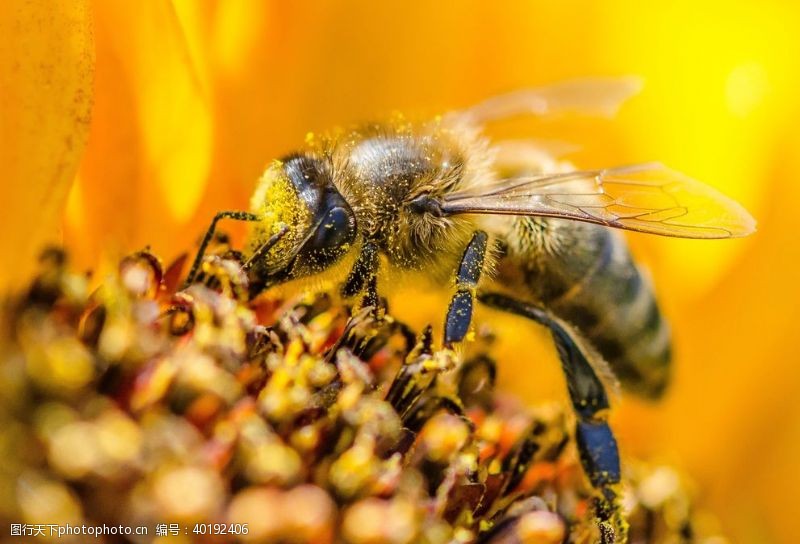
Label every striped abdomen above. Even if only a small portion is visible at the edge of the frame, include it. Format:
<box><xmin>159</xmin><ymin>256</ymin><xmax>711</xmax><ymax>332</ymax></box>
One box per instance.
<box><xmin>496</xmin><ymin>217</ymin><xmax>671</xmax><ymax>398</ymax></box>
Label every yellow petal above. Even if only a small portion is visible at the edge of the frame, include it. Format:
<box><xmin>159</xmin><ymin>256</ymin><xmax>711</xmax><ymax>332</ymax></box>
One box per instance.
<box><xmin>0</xmin><ymin>0</ymin><xmax>94</xmax><ymax>290</ymax></box>
<box><xmin>132</xmin><ymin>1</ymin><xmax>212</xmax><ymax>224</ymax></box>
<box><xmin>65</xmin><ymin>0</ymin><xmax>212</xmax><ymax>269</ymax></box>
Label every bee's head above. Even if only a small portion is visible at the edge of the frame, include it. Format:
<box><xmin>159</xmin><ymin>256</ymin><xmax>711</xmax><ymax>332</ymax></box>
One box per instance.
<box><xmin>247</xmin><ymin>154</ymin><xmax>356</xmax><ymax>288</ymax></box>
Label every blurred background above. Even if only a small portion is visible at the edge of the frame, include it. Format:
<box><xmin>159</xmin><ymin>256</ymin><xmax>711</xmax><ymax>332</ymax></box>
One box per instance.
<box><xmin>2</xmin><ymin>1</ymin><xmax>799</xmax><ymax>542</ymax></box>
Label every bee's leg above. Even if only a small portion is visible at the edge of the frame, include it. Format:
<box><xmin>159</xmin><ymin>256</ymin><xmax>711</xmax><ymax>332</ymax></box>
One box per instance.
<box><xmin>328</xmin><ymin>242</ymin><xmax>385</xmax><ymax>359</ymax></box>
<box><xmin>478</xmin><ymin>291</ymin><xmax>626</xmax><ymax>544</ymax></box>
<box><xmin>183</xmin><ymin>211</ymin><xmax>260</xmax><ymax>289</ymax></box>
<box><xmin>342</xmin><ymin>241</ymin><xmax>381</xmax><ymax>313</ymax></box>
<box><xmin>444</xmin><ymin>231</ymin><xmax>489</xmax><ymax>348</ymax></box>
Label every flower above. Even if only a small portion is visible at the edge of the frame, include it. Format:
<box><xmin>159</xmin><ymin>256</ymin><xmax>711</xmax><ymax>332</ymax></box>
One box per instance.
<box><xmin>0</xmin><ymin>247</ymin><xmax>727</xmax><ymax>543</ymax></box>
<box><xmin>2</xmin><ymin>2</ymin><xmax>799</xmax><ymax>541</ymax></box>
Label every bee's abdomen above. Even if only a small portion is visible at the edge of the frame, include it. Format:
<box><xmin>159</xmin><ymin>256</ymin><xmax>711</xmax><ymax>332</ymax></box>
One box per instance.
<box><xmin>502</xmin><ymin>218</ymin><xmax>671</xmax><ymax>398</ymax></box>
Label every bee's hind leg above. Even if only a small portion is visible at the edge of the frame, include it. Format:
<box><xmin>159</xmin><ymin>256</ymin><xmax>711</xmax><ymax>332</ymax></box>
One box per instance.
<box><xmin>444</xmin><ymin>231</ymin><xmax>489</xmax><ymax>349</ymax></box>
<box><xmin>478</xmin><ymin>292</ymin><xmax>627</xmax><ymax>544</ymax></box>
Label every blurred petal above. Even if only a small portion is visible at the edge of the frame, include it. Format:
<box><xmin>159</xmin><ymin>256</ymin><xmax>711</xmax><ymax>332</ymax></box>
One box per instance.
<box><xmin>595</xmin><ymin>0</ymin><xmax>796</xmax><ymax>299</ymax></box>
<box><xmin>0</xmin><ymin>0</ymin><xmax>94</xmax><ymax>290</ymax></box>
<box><xmin>135</xmin><ymin>2</ymin><xmax>212</xmax><ymax>224</ymax></box>
<box><xmin>66</xmin><ymin>0</ymin><xmax>212</xmax><ymax>268</ymax></box>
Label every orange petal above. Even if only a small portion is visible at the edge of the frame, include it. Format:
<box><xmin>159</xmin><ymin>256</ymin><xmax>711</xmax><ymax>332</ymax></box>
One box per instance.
<box><xmin>0</xmin><ymin>0</ymin><xmax>94</xmax><ymax>290</ymax></box>
<box><xmin>66</xmin><ymin>0</ymin><xmax>213</xmax><ymax>269</ymax></box>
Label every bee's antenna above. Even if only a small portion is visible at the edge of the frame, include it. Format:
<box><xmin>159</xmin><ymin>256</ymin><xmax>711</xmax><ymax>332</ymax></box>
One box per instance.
<box><xmin>243</xmin><ymin>224</ymin><xmax>290</xmax><ymax>271</ymax></box>
<box><xmin>183</xmin><ymin>211</ymin><xmax>260</xmax><ymax>289</ymax></box>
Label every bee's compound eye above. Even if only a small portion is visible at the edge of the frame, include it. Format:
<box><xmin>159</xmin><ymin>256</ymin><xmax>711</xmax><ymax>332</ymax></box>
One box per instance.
<box><xmin>309</xmin><ymin>206</ymin><xmax>355</xmax><ymax>252</ymax></box>
<box><xmin>283</xmin><ymin>154</ymin><xmax>331</xmax><ymax>199</ymax></box>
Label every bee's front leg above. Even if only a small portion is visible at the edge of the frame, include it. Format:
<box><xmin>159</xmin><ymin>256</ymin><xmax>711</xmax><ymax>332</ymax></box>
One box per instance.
<box><xmin>342</xmin><ymin>240</ymin><xmax>380</xmax><ymax>312</ymax></box>
<box><xmin>444</xmin><ymin>231</ymin><xmax>489</xmax><ymax>348</ymax></box>
<box><xmin>334</xmin><ymin>241</ymin><xmax>409</xmax><ymax>361</ymax></box>
<box><xmin>478</xmin><ymin>292</ymin><xmax>627</xmax><ymax>544</ymax></box>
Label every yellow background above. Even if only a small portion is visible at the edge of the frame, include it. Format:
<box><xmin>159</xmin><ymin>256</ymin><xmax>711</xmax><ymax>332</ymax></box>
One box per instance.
<box><xmin>2</xmin><ymin>1</ymin><xmax>799</xmax><ymax>542</ymax></box>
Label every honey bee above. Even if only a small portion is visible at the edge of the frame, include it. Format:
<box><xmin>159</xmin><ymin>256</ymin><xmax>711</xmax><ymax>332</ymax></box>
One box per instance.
<box><xmin>185</xmin><ymin>78</ymin><xmax>754</xmax><ymax>541</ymax></box>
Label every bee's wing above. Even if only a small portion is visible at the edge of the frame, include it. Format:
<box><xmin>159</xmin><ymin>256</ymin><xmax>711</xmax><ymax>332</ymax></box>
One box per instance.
<box><xmin>458</xmin><ymin>77</ymin><xmax>643</xmax><ymax>124</ymax></box>
<box><xmin>441</xmin><ymin>163</ymin><xmax>756</xmax><ymax>239</ymax></box>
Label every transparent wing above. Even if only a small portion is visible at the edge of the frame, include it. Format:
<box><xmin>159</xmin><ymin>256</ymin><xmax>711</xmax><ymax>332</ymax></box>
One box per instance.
<box><xmin>458</xmin><ymin>77</ymin><xmax>643</xmax><ymax>124</ymax></box>
<box><xmin>442</xmin><ymin>163</ymin><xmax>756</xmax><ymax>239</ymax></box>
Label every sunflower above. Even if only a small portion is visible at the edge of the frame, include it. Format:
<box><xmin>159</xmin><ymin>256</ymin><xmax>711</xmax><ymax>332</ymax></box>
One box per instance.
<box><xmin>0</xmin><ymin>243</ymin><xmax>729</xmax><ymax>543</ymax></box>
<box><xmin>1</xmin><ymin>2</ymin><xmax>799</xmax><ymax>542</ymax></box>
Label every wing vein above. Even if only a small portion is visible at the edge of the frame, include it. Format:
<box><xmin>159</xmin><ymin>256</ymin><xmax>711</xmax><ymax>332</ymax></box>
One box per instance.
<box><xmin>442</xmin><ymin>163</ymin><xmax>756</xmax><ymax>239</ymax></box>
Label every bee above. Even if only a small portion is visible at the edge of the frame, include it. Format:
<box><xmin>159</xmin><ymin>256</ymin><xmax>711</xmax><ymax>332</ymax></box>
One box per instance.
<box><xmin>184</xmin><ymin>78</ymin><xmax>755</xmax><ymax>541</ymax></box>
